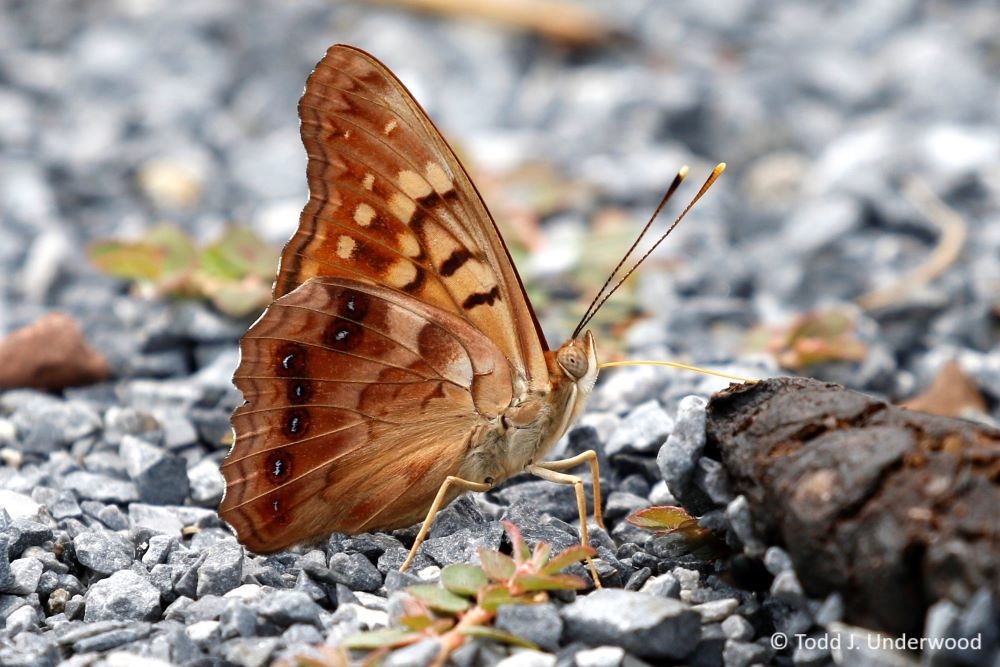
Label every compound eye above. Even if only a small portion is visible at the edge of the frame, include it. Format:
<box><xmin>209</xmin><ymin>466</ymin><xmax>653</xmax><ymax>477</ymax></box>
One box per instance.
<box><xmin>558</xmin><ymin>346</ymin><xmax>588</xmax><ymax>380</ymax></box>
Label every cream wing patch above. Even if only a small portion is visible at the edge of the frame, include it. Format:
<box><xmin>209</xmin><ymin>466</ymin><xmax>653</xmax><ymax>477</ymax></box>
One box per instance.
<box><xmin>398</xmin><ymin>170</ymin><xmax>433</xmax><ymax>200</ymax></box>
<box><xmin>424</xmin><ymin>161</ymin><xmax>453</xmax><ymax>195</ymax></box>
<box><xmin>386</xmin><ymin>259</ymin><xmax>418</xmax><ymax>288</ymax></box>
<box><xmin>336</xmin><ymin>235</ymin><xmax>356</xmax><ymax>259</ymax></box>
<box><xmin>388</xmin><ymin>193</ymin><xmax>416</xmax><ymax>224</ymax></box>
<box><xmin>353</xmin><ymin>202</ymin><xmax>376</xmax><ymax>227</ymax></box>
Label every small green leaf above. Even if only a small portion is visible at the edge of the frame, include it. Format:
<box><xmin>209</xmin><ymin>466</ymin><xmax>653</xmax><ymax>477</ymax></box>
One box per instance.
<box><xmin>478</xmin><ymin>584</ymin><xmax>518</xmax><ymax>612</ymax></box>
<box><xmin>200</xmin><ymin>226</ymin><xmax>274</xmax><ymax>280</ymax></box>
<box><xmin>88</xmin><ymin>241</ymin><xmax>167</xmax><ymax>283</ymax></box>
<box><xmin>399</xmin><ymin>614</ymin><xmax>434</xmax><ymax>631</ymax></box>
<box><xmin>625</xmin><ymin>506</ymin><xmax>697</xmax><ymax>533</ymax></box>
<box><xmin>478</xmin><ymin>548</ymin><xmax>516</xmax><ymax>581</ymax></box>
<box><xmin>540</xmin><ymin>545</ymin><xmax>597</xmax><ymax>575</ymax></box>
<box><xmin>144</xmin><ymin>224</ymin><xmax>198</xmax><ymax>277</ymax></box>
<box><xmin>459</xmin><ymin>625</ymin><xmax>539</xmax><ymax>649</ymax></box>
<box><xmin>399</xmin><ymin>615</ymin><xmax>454</xmax><ymax>634</ymax></box>
<box><xmin>441</xmin><ymin>564</ymin><xmax>488</xmax><ymax>596</ymax></box>
<box><xmin>513</xmin><ymin>573</ymin><xmax>588</xmax><ymax>592</ymax></box>
<box><xmin>406</xmin><ymin>585</ymin><xmax>471</xmax><ymax>614</ymax></box>
<box><xmin>340</xmin><ymin>628</ymin><xmax>418</xmax><ymax>649</ymax></box>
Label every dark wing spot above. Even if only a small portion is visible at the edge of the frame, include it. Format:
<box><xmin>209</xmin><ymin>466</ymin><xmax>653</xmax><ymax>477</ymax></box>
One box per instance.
<box><xmin>287</xmin><ymin>380</ymin><xmax>312</xmax><ymax>404</ymax></box>
<box><xmin>439</xmin><ymin>248</ymin><xmax>472</xmax><ymax>277</ymax></box>
<box><xmin>462</xmin><ymin>285</ymin><xmax>502</xmax><ymax>310</ymax></box>
<box><xmin>416</xmin><ymin>188</ymin><xmax>458</xmax><ymax>208</ymax></box>
<box><xmin>401</xmin><ymin>267</ymin><xmax>426</xmax><ymax>293</ymax></box>
<box><xmin>416</xmin><ymin>191</ymin><xmax>442</xmax><ymax>209</ymax></box>
<box><xmin>283</xmin><ymin>408</ymin><xmax>310</xmax><ymax>438</ymax></box>
<box><xmin>265</xmin><ymin>452</ymin><xmax>292</xmax><ymax>483</ymax></box>
<box><xmin>275</xmin><ymin>343</ymin><xmax>307</xmax><ymax>375</ymax></box>
<box><xmin>324</xmin><ymin>318</ymin><xmax>363</xmax><ymax>351</ymax></box>
<box><xmin>336</xmin><ymin>287</ymin><xmax>371</xmax><ymax>320</ymax></box>
<box><xmin>268</xmin><ymin>497</ymin><xmax>291</xmax><ymax>525</ymax></box>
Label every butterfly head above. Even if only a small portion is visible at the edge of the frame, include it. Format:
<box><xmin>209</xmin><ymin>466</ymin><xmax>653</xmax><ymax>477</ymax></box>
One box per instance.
<box><xmin>556</xmin><ymin>330</ymin><xmax>599</xmax><ymax>393</ymax></box>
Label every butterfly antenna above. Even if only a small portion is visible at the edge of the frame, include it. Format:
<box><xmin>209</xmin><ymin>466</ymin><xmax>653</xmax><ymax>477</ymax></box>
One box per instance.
<box><xmin>573</xmin><ymin>166</ymin><xmax>689</xmax><ymax>339</ymax></box>
<box><xmin>574</xmin><ymin>163</ymin><xmax>726</xmax><ymax>336</ymax></box>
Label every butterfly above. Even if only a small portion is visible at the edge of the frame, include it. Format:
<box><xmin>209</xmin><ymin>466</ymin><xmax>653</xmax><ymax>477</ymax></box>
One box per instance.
<box><xmin>218</xmin><ymin>44</ymin><xmax>726</xmax><ymax>578</ymax></box>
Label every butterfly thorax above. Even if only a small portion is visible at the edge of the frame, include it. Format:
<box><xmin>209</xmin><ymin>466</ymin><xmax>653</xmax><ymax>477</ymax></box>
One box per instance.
<box><xmin>457</xmin><ymin>331</ymin><xmax>598</xmax><ymax>487</ymax></box>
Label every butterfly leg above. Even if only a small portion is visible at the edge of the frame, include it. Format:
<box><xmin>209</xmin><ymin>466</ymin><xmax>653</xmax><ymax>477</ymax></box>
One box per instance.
<box><xmin>530</xmin><ymin>450</ymin><xmax>604</xmax><ymax>529</ymax></box>
<box><xmin>525</xmin><ymin>462</ymin><xmax>603</xmax><ymax>587</ymax></box>
<box><xmin>401</xmin><ymin>476</ymin><xmax>491</xmax><ymax>573</ymax></box>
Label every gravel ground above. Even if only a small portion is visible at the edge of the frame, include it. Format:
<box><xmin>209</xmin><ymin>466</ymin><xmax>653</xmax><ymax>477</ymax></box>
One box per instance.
<box><xmin>1</xmin><ymin>1</ymin><xmax>999</xmax><ymax>666</ymax></box>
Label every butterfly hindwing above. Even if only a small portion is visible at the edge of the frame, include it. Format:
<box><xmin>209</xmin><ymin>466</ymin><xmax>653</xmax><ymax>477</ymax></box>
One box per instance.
<box><xmin>220</xmin><ymin>277</ymin><xmax>514</xmax><ymax>551</ymax></box>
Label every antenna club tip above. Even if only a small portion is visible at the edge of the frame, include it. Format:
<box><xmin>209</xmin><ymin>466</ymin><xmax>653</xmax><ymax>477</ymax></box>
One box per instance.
<box><xmin>715</xmin><ymin>162</ymin><xmax>727</xmax><ymax>174</ymax></box>
<box><xmin>679</xmin><ymin>165</ymin><xmax>690</xmax><ymax>178</ymax></box>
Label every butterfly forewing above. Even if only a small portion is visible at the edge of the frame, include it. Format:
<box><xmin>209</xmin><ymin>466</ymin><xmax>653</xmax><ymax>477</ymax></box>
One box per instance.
<box><xmin>282</xmin><ymin>45</ymin><xmax>548</xmax><ymax>387</ymax></box>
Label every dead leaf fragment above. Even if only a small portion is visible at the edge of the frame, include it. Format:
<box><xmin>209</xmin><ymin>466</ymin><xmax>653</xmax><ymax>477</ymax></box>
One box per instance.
<box><xmin>0</xmin><ymin>313</ymin><xmax>109</xmax><ymax>390</ymax></box>
<box><xmin>901</xmin><ymin>360</ymin><xmax>987</xmax><ymax>418</ymax></box>
<box><xmin>371</xmin><ymin>0</ymin><xmax>618</xmax><ymax>45</ymax></box>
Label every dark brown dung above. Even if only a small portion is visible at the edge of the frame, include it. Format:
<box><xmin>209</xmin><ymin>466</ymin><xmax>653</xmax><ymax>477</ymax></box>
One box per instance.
<box><xmin>706</xmin><ymin>377</ymin><xmax>1000</xmax><ymax>635</ymax></box>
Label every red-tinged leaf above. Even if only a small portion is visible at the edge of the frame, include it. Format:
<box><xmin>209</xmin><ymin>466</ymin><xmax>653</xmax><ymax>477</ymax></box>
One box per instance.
<box><xmin>478</xmin><ymin>548</ymin><xmax>516</xmax><ymax>581</ymax></box>
<box><xmin>406</xmin><ymin>585</ymin><xmax>470</xmax><ymax>614</ymax></box>
<box><xmin>540</xmin><ymin>545</ymin><xmax>597</xmax><ymax>575</ymax></box>
<box><xmin>502</xmin><ymin>521</ymin><xmax>531</xmax><ymax>562</ymax></box>
<box><xmin>478</xmin><ymin>584</ymin><xmax>517</xmax><ymax>612</ymax></box>
<box><xmin>340</xmin><ymin>628</ymin><xmax>419</xmax><ymax>649</ymax></box>
<box><xmin>531</xmin><ymin>541</ymin><xmax>552</xmax><ymax>569</ymax></box>
<box><xmin>459</xmin><ymin>625</ymin><xmax>539</xmax><ymax>649</ymax></box>
<box><xmin>513</xmin><ymin>573</ymin><xmax>588</xmax><ymax>592</ymax></box>
<box><xmin>441</xmin><ymin>563</ymin><xmax>488</xmax><ymax>597</ymax></box>
<box><xmin>626</xmin><ymin>506</ymin><xmax>698</xmax><ymax>533</ymax></box>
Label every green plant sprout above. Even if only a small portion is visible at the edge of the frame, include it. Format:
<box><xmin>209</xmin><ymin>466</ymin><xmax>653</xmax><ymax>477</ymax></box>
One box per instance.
<box><xmin>284</xmin><ymin>521</ymin><xmax>596</xmax><ymax>667</ymax></box>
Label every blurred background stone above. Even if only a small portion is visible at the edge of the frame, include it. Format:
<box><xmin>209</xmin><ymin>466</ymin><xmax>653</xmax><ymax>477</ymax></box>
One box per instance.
<box><xmin>1</xmin><ymin>1</ymin><xmax>998</xmax><ymax>665</ymax></box>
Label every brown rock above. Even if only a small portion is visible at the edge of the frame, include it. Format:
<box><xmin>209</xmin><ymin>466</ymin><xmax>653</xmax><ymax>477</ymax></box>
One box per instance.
<box><xmin>0</xmin><ymin>313</ymin><xmax>109</xmax><ymax>389</ymax></box>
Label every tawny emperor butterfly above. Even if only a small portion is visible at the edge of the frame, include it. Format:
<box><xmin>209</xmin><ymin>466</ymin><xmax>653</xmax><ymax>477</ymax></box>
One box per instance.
<box><xmin>219</xmin><ymin>44</ymin><xmax>726</xmax><ymax>577</ymax></box>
